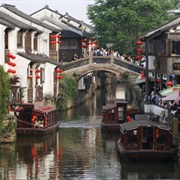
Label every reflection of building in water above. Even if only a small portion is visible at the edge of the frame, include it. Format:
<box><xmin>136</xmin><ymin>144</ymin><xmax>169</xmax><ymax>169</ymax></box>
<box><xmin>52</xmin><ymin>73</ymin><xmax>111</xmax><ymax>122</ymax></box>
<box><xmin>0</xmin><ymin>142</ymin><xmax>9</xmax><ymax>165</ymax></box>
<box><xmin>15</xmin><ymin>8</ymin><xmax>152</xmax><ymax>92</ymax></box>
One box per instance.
<box><xmin>14</xmin><ymin>132</ymin><xmax>59</xmax><ymax>179</ymax></box>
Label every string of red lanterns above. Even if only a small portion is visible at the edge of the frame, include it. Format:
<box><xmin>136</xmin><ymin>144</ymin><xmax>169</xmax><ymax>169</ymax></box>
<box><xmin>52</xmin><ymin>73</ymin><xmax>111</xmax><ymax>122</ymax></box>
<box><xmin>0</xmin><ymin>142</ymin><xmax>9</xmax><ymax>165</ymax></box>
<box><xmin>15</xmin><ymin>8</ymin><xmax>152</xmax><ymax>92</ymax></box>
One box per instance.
<box><xmin>36</xmin><ymin>68</ymin><xmax>41</xmax><ymax>79</ymax></box>
<box><xmin>136</xmin><ymin>40</ymin><xmax>143</xmax><ymax>61</ymax></box>
<box><xmin>50</xmin><ymin>34</ymin><xmax>62</xmax><ymax>45</ymax></box>
<box><xmin>81</xmin><ymin>39</ymin><xmax>88</xmax><ymax>49</ymax></box>
<box><xmin>7</xmin><ymin>53</ymin><xmax>16</xmax><ymax>74</ymax></box>
<box><xmin>55</xmin><ymin>68</ymin><xmax>63</xmax><ymax>80</ymax></box>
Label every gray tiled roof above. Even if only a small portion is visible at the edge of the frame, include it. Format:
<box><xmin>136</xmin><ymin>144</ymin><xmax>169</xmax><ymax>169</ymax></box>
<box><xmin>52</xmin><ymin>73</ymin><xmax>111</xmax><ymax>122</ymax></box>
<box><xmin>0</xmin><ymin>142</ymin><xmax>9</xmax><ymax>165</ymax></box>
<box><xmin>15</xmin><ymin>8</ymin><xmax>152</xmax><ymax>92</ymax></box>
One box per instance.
<box><xmin>0</xmin><ymin>18</ymin><xmax>15</xmax><ymax>29</ymax></box>
<box><xmin>18</xmin><ymin>52</ymin><xmax>60</xmax><ymax>66</ymax></box>
<box><xmin>31</xmin><ymin>5</ymin><xmax>92</xmax><ymax>35</ymax></box>
<box><xmin>61</xmin><ymin>29</ymin><xmax>82</xmax><ymax>38</ymax></box>
<box><xmin>0</xmin><ymin>11</ymin><xmax>37</xmax><ymax>30</ymax></box>
<box><xmin>1</xmin><ymin>4</ymin><xmax>60</xmax><ymax>32</ymax></box>
<box><xmin>139</xmin><ymin>16</ymin><xmax>180</xmax><ymax>39</ymax></box>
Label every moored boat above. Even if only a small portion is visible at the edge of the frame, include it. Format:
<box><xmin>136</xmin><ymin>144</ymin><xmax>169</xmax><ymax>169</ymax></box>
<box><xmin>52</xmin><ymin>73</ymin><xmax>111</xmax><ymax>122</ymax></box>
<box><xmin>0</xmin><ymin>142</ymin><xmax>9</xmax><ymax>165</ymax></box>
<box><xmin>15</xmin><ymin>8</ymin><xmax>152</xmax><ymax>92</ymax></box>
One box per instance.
<box><xmin>14</xmin><ymin>103</ymin><xmax>59</xmax><ymax>136</ymax></box>
<box><xmin>117</xmin><ymin>118</ymin><xmax>178</xmax><ymax>162</ymax></box>
<box><xmin>101</xmin><ymin>99</ymin><xmax>140</xmax><ymax>132</ymax></box>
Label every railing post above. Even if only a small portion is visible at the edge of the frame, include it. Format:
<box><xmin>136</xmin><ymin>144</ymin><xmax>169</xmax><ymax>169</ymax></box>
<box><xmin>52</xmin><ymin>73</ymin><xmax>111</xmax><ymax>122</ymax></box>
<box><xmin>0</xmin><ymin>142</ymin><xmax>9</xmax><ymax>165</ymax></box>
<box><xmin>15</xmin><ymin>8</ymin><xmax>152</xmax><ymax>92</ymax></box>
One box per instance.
<box><xmin>89</xmin><ymin>51</ymin><xmax>93</xmax><ymax>64</ymax></box>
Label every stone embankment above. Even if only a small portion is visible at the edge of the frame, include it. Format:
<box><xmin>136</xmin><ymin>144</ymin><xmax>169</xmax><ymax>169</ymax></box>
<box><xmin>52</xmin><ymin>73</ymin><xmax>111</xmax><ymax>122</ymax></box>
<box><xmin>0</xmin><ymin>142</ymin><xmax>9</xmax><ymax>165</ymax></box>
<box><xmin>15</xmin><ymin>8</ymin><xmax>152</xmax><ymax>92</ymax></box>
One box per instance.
<box><xmin>0</xmin><ymin>113</ymin><xmax>17</xmax><ymax>143</ymax></box>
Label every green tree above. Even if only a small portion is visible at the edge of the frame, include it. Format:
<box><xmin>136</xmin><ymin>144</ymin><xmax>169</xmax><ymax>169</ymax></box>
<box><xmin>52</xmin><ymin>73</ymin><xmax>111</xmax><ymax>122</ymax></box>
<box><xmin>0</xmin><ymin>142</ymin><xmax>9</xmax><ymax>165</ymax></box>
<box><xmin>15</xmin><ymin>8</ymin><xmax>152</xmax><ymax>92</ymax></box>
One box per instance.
<box><xmin>87</xmin><ymin>0</ymin><xmax>180</xmax><ymax>55</ymax></box>
<box><xmin>56</xmin><ymin>74</ymin><xmax>78</xmax><ymax>110</ymax></box>
<box><xmin>0</xmin><ymin>66</ymin><xmax>10</xmax><ymax>121</ymax></box>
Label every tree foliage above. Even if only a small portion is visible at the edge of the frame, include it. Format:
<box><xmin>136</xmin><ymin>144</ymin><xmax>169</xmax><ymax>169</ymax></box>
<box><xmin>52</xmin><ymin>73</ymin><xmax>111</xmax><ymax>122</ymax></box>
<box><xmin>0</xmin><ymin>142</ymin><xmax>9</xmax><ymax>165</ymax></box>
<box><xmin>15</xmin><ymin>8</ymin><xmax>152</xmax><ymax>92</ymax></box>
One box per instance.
<box><xmin>0</xmin><ymin>65</ymin><xmax>10</xmax><ymax>121</ymax></box>
<box><xmin>87</xmin><ymin>0</ymin><xmax>180</xmax><ymax>55</ymax></box>
<box><xmin>56</xmin><ymin>74</ymin><xmax>78</xmax><ymax>110</ymax></box>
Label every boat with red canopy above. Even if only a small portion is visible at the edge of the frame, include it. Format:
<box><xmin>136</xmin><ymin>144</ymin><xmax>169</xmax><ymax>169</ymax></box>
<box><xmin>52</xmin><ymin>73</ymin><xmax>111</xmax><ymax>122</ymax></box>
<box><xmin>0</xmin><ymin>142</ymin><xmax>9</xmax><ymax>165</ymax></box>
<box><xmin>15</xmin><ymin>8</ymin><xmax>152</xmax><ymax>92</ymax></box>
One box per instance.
<box><xmin>101</xmin><ymin>99</ymin><xmax>140</xmax><ymax>132</ymax></box>
<box><xmin>14</xmin><ymin>103</ymin><xmax>59</xmax><ymax>136</ymax></box>
<box><xmin>117</xmin><ymin>118</ymin><xmax>178</xmax><ymax>162</ymax></box>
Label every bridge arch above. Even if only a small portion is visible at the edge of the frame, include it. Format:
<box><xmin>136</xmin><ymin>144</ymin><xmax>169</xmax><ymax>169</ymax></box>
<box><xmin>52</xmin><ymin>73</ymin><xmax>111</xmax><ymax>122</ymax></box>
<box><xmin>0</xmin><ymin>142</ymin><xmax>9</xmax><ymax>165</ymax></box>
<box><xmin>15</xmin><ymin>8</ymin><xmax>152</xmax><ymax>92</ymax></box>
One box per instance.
<box><xmin>60</xmin><ymin>55</ymin><xmax>144</xmax><ymax>103</ymax></box>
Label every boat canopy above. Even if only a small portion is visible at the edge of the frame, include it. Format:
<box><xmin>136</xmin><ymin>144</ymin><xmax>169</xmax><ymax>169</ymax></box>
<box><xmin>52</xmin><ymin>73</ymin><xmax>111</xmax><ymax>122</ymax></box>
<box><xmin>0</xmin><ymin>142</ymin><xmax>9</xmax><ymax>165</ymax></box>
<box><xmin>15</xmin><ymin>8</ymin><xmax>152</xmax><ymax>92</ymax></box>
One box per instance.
<box><xmin>119</xmin><ymin>120</ymin><xmax>171</xmax><ymax>132</ymax></box>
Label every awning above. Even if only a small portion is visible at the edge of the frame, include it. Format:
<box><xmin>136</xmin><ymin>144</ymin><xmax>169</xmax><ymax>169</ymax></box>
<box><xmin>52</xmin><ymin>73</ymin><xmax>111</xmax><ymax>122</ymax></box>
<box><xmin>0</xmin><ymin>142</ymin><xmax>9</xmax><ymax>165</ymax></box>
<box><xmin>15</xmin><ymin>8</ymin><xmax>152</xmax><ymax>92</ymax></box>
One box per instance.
<box><xmin>159</xmin><ymin>84</ymin><xmax>180</xmax><ymax>97</ymax></box>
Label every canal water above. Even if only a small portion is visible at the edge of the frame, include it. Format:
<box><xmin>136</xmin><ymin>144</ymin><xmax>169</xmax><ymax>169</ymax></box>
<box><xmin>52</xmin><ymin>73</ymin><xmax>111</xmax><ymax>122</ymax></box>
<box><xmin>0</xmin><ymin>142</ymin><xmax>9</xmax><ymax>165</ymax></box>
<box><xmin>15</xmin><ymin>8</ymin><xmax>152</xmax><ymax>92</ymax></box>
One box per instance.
<box><xmin>0</xmin><ymin>83</ymin><xmax>180</xmax><ymax>179</ymax></box>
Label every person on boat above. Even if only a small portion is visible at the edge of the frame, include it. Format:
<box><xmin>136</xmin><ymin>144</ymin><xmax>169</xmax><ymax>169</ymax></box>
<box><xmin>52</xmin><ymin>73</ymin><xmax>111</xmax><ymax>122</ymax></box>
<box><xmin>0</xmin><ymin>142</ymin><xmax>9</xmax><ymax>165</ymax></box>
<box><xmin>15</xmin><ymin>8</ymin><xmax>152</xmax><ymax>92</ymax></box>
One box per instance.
<box><xmin>127</xmin><ymin>116</ymin><xmax>132</xmax><ymax>122</ymax></box>
<box><xmin>31</xmin><ymin>115</ymin><xmax>42</xmax><ymax>128</ymax></box>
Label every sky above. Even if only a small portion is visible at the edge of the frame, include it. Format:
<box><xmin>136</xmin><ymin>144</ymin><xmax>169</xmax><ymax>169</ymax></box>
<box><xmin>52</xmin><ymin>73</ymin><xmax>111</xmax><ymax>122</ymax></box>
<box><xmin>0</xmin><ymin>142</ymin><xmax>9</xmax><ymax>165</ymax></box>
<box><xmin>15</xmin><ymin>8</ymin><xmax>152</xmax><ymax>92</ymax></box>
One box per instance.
<box><xmin>0</xmin><ymin>0</ymin><xmax>95</xmax><ymax>24</ymax></box>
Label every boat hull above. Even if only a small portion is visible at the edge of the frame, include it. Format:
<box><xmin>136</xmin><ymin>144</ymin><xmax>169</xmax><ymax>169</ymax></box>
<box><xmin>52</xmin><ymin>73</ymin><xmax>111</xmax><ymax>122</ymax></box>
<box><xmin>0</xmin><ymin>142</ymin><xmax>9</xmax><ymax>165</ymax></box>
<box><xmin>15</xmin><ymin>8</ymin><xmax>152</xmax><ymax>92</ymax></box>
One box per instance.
<box><xmin>16</xmin><ymin>122</ymin><xmax>59</xmax><ymax>136</ymax></box>
<box><xmin>117</xmin><ymin>140</ymin><xmax>178</xmax><ymax>162</ymax></box>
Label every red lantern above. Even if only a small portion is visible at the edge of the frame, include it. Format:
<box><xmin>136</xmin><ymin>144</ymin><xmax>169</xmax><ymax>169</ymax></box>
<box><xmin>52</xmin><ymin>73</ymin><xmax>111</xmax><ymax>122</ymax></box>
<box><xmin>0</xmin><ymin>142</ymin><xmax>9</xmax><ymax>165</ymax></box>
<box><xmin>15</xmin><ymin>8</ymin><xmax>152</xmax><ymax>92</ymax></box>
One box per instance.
<box><xmin>57</xmin><ymin>35</ymin><xmax>62</xmax><ymax>38</ymax></box>
<box><xmin>55</xmin><ymin>75</ymin><xmax>63</xmax><ymax>79</ymax></box>
<box><xmin>80</xmin><ymin>39</ymin><xmax>86</xmax><ymax>43</ymax></box>
<box><xmin>11</xmin><ymin>62</ymin><xmax>16</xmax><ymax>67</ymax></box>
<box><xmin>55</xmin><ymin>69</ymin><xmax>63</xmax><ymax>73</ymax></box>
<box><xmin>157</xmin><ymin>79</ymin><xmax>160</xmax><ymax>83</ymax></box>
<box><xmin>136</xmin><ymin>55</ymin><xmax>142</xmax><ymax>60</ymax></box>
<box><xmin>50</xmin><ymin>41</ymin><xmax>56</xmax><ymax>44</ymax></box>
<box><xmin>36</xmin><ymin>75</ymin><xmax>40</xmax><ymax>79</ymax></box>
<box><xmin>7</xmin><ymin>54</ymin><xmax>15</xmax><ymax>59</ymax></box>
<box><xmin>137</xmin><ymin>48</ymin><xmax>143</xmax><ymax>53</ymax></box>
<box><xmin>137</xmin><ymin>40</ymin><xmax>143</xmax><ymax>46</ymax></box>
<box><xmin>58</xmin><ymin>69</ymin><xmax>63</xmax><ymax>73</ymax></box>
<box><xmin>81</xmin><ymin>45</ymin><xmax>88</xmax><ymax>48</ymax></box>
<box><xmin>141</xmin><ymin>71</ymin><xmax>145</xmax><ymax>79</ymax></box>
<box><xmin>166</xmin><ymin>81</ymin><xmax>173</xmax><ymax>87</ymax></box>
<box><xmin>50</xmin><ymin>35</ymin><xmax>56</xmax><ymax>39</ymax></box>
<box><xmin>36</xmin><ymin>69</ymin><xmax>41</xmax><ymax>73</ymax></box>
<box><xmin>11</xmin><ymin>70</ymin><xmax>16</xmax><ymax>74</ymax></box>
<box><xmin>11</xmin><ymin>55</ymin><xmax>16</xmax><ymax>60</ymax></box>
<box><xmin>57</xmin><ymin>40</ymin><xmax>61</xmax><ymax>44</ymax></box>
<box><xmin>7</xmin><ymin>61</ymin><xmax>13</xmax><ymax>66</ymax></box>
<box><xmin>7</xmin><ymin>69</ymin><xmax>13</xmax><ymax>73</ymax></box>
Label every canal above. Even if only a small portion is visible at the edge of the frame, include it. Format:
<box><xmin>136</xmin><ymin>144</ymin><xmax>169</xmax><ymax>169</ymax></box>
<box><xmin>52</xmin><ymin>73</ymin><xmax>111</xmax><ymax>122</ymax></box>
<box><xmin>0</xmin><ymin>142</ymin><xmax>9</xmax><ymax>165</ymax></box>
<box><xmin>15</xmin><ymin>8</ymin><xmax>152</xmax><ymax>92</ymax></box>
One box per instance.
<box><xmin>0</xmin><ymin>83</ymin><xmax>180</xmax><ymax>179</ymax></box>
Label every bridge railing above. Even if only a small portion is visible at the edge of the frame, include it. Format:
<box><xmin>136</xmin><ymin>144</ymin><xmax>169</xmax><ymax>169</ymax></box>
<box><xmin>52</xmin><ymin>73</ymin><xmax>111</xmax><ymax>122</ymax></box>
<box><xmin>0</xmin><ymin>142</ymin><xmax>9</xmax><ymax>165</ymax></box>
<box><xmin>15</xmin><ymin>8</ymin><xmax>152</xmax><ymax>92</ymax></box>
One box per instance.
<box><xmin>93</xmin><ymin>56</ymin><xmax>111</xmax><ymax>64</ymax></box>
<box><xmin>60</xmin><ymin>54</ymin><xmax>144</xmax><ymax>74</ymax></box>
<box><xmin>113</xmin><ymin>57</ymin><xmax>144</xmax><ymax>74</ymax></box>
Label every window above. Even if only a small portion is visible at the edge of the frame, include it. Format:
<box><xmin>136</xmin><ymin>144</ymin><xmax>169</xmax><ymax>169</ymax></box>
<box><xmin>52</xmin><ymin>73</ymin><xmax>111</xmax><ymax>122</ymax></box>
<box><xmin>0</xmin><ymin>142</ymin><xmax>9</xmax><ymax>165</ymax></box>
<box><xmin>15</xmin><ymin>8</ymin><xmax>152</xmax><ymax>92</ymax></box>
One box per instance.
<box><xmin>118</xmin><ymin>107</ymin><xmax>124</xmax><ymax>121</ymax></box>
<box><xmin>155</xmin><ymin>39</ymin><xmax>166</xmax><ymax>56</ymax></box>
<box><xmin>25</xmin><ymin>32</ymin><xmax>32</xmax><ymax>53</ymax></box>
<box><xmin>40</xmin><ymin>68</ymin><xmax>45</xmax><ymax>84</ymax></box>
<box><xmin>172</xmin><ymin>41</ymin><xmax>180</xmax><ymax>55</ymax></box>
<box><xmin>34</xmin><ymin>34</ymin><xmax>38</xmax><ymax>50</ymax></box>
<box><xmin>5</xmin><ymin>30</ymin><xmax>8</xmax><ymax>49</ymax></box>
<box><xmin>17</xmin><ymin>31</ymin><xmax>23</xmax><ymax>48</ymax></box>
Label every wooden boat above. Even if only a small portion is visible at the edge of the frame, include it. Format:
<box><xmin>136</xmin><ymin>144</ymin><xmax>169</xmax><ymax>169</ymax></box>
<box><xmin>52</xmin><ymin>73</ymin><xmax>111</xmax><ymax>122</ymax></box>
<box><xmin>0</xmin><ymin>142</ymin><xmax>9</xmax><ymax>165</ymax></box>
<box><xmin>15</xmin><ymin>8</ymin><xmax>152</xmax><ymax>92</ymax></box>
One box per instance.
<box><xmin>14</xmin><ymin>103</ymin><xmax>59</xmax><ymax>136</ymax></box>
<box><xmin>117</xmin><ymin>118</ymin><xmax>178</xmax><ymax>162</ymax></box>
<box><xmin>101</xmin><ymin>99</ymin><xmax>140</xmax><ymax>132</ymax></box>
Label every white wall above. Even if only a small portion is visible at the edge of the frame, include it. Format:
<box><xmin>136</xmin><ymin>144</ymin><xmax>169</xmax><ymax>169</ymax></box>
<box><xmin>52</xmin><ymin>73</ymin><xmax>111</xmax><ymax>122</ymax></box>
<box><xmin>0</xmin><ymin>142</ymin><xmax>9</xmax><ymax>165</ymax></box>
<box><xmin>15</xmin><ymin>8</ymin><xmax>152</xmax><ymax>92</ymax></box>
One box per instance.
<box><xmin>16</xmin><ymin>55</ymin><xmax>30</xmax><ymax>102</ymax></box>
<box><xmin>43</xmin><ymin>63</ymin><xmax>56</xmax><ymax>96</ymax></box>
<box><xmin>0</xmin><ymin>25</ymin><xmax>5</xmax><ymax>65</ymax></box>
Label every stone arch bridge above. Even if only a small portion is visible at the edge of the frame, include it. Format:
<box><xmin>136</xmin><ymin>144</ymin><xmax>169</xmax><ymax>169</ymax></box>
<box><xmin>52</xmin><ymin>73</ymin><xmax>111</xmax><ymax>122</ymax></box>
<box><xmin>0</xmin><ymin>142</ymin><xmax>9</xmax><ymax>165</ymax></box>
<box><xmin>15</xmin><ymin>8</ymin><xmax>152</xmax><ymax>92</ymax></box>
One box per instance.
<box><xmin>60</xmin><ymin>54</ymin><xmax>145</xmax><ymax>102</ymax></box>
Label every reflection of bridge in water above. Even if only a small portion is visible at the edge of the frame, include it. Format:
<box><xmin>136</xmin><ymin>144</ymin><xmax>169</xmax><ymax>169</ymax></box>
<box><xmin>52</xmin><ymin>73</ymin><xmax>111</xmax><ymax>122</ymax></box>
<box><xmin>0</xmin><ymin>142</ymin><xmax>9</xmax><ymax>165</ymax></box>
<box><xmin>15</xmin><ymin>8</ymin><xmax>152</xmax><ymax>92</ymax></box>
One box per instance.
<box><xmin>60</xmin><ymin>53</ymin><xmax>145</xmax><ymax>103</ymax></box>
